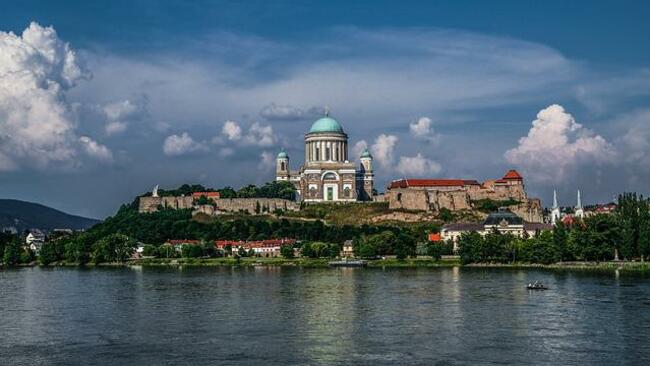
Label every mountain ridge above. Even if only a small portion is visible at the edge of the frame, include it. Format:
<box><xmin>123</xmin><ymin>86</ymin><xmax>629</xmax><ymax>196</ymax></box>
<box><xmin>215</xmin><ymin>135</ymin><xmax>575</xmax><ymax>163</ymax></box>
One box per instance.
<box><xmin>0</xmin><ymin>198</ymin><xmax>101</xmax><ymax>233</ymax></box>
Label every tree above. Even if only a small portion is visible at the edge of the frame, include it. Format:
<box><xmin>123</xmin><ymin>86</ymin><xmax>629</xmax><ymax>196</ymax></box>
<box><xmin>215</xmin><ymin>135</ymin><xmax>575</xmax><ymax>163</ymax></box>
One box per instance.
<box><xmin>142</xmin><ymin>244</ymin><xmax>159</xmax><ymax>257</ymax></box>
<box><xmin>457</xmin><ymin>231</ymin><xmax>484</xmax><ymax>264</ymax></box>
<box><xmin>39</xmin><ymin>243</ymin><xmax>58</xmax><ymax>265</ymax></box>
<box><xmin>92</xmin><ymin>234</ymin><xmax>137</xmax><ymax>263</ymax></box>
<box><xmin>237</xmin><ymin>246</ymin><xmax>248</xmax><ymax>257</ymax></box>
<box><xmin>280</xmin><ymin>244</ymin><xmax>294</xmax><ymax>259</ymax></box>
<box><xmin>426</xmin><ymin>242</ymin><xmax>442</xmax><ymax>260</ymax></box>
<box><xmin>182</xmin><ymin>244</ymin><xmax>203</xmax><ymax>258</ymax></box>
<box><xmin>3</xmin><ymin>237</ymin><xmax>21</xmax><ymax>265</ymax></box>
<box><xmin>394</xmin><ymin>232</ymin><xmax>416</xmax><ymax>260</ymax></box>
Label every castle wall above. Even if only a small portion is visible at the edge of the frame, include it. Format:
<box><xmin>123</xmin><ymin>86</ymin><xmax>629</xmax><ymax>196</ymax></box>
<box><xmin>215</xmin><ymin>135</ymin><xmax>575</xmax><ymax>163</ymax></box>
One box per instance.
<box><xmin>139</xmin><ymin>196</ymin><xmax>299</xmax><ymax>215</ymax></box>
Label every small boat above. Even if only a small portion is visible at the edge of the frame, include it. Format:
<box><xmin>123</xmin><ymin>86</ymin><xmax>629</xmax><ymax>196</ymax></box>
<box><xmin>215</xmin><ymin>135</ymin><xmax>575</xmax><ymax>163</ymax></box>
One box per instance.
<box><xmin>527</xmin><ymin>281</ymin><xmax>548</xmax><ymax>290</ymax></box>
<box><xmin>329</xmin><ymin>260</ymin><xmax>367</xmax><ymax>267</ymax></box>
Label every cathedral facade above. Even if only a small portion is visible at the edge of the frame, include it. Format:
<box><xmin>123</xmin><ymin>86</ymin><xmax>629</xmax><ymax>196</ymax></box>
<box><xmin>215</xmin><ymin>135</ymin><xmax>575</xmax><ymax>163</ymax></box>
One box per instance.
<box><xmin>275</xmin><ymin>113</ymin><xmax>374</xmax><ymax>202</ymax></box>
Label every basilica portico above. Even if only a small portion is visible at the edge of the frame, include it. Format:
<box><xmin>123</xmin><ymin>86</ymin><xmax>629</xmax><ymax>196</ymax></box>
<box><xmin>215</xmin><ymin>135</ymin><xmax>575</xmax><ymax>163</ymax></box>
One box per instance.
<box><xmin>276</xmin><ymin>112</ymin><xmax>374</xmax><ymax>202</ymax></box>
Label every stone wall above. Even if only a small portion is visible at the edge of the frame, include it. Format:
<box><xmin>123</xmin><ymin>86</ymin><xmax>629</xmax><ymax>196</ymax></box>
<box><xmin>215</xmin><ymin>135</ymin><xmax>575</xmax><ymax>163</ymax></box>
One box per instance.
<box><xmin>139</xmin><ymin>196</ymin><xmax>193</xmax><ymax>213</ymax></box>
<box><xmin>386</xmin><ymin>186</ymin><xmax>543</xmax><ymax>223</ymax></box>
<box><xmin>139</xmin><ymin>196</ymin><xmax>299</xmax><ymax>215</ymax></box>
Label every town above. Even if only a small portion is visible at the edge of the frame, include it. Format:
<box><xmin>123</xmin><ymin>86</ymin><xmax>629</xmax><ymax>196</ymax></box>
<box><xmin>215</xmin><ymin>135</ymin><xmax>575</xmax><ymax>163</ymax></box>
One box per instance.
<box><xmin>3</xmin><ymin>113</ymin><xmax>648</xmax><ymax>268</ymax></box>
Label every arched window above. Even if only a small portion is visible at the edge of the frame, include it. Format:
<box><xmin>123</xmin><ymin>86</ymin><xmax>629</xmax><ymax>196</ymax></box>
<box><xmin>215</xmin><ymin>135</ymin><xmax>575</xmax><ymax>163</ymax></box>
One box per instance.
<box><xmin>397</xmin><ymin>193</ymin><xmax>402</xmax><ymax>202</ymax></box>
<box><xmin>280</xmin><ymin>162</ymin><xmax>285</xmax><ymax>171</ymax></box>
<box><xmin>323</xmin><ymin>172</ymin><xmax>337</xmax><ymax>180</ymax></box>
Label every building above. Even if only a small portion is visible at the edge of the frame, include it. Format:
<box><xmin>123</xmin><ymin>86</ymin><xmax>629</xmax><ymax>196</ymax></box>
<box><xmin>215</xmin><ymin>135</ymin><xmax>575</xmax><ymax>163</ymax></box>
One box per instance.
<box><xmin>215</xmin><ymin>239</ymin><xmax>297</xmax><ymax>257</ymax></box>
<box><xmin>549</xmin><ymin>189</ymin><xmax>586</xmax><ymax>224</ymax></box>
<box><xmin>441</xmin><ymin>208</ymin><xmax>553</xmax><ymax>252</ymax></box>
<box><xmin>387</xmin><ymin>170</ymin><xmax>543</xmax><ymax>222</ymax></box>
<box><xmin>25</xmin><ymin>229</ymin><xmax>46</xmax><ymax>254</ymax></box>
<box><xmin>276</xmin><ymin>112</ymin><xmax>374</xmax><ymax>202</ymax></box>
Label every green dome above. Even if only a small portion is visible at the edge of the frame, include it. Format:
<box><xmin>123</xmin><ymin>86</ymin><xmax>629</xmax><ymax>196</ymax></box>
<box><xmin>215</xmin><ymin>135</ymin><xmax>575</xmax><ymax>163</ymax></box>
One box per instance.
<box><xmin>309</xmin><ymin>116</ymin><xmax>344</xmax><ymax>133</ymax></box>
<box><xmin>360</xmin><ymin>148</ymin><xmax>373</xmax><ymax>159</ymax></box>
<box><xmin>277</xmin><ymin>150</ymin><xmax>288</xmax><ymax>159</ymax></box>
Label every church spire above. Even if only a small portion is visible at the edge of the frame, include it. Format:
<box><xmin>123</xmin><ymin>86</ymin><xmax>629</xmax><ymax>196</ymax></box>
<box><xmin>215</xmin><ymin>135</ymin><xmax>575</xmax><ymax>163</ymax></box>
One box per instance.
<box><xmin>551</xmin><ymin>189</ymin><xmax>561</xmax><ymax>225</ymax></box>
<box><xmin>576</xmin><ymin>189</ymin><xmax>582</xmax><ymax>210</ymax></box>
<box><xmin>553</xmin><ymin>189</ymin><xmax>558</xmax><ymax>209</ymax></box>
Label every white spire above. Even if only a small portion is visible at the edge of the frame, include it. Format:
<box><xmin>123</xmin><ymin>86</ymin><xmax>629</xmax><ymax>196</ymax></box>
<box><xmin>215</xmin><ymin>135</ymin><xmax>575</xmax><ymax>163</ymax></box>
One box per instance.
<box><xmin>551</xmin><ymin>189</ymin><xmax>561</xmax><ymax>225</ymax></box>
<box><xmin>575</xmin><ymin>189</ymin><xmax>584</xmax><ymax>218</ymax></box>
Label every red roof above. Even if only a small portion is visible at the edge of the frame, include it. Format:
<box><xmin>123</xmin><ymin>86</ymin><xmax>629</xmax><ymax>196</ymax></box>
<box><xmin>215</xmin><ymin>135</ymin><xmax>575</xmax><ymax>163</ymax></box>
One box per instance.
<box><xmin>192</xmin><ymin>191</ymin><xmax>220</xmax><ymax>198</ymax></box>
<box><xmin>214</xmin><ymin>239</ymin><xmax>296</xmax><ymax>249</ymax></box>
<box><xmin>428</xmin><ymin>233</ymin><xmax>442</xmax><ymax>242</ymax></box>
<box><xmin>502</xmin><ymin>170</ymin><xmax>523</xmax><ymax>180</ymax></box>
<box><xmin>389</xmin><ymin>179</ymin><xmax>468</xmax><ymax>189</ymax></box>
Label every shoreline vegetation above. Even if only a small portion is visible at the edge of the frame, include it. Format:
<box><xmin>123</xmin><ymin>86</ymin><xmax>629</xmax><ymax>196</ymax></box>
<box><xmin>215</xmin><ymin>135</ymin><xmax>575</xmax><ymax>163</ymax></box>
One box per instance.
<box><xmin>5</xmin><ymin>257</ymin><xmax>650</xmax><ymax>273</ymax></box>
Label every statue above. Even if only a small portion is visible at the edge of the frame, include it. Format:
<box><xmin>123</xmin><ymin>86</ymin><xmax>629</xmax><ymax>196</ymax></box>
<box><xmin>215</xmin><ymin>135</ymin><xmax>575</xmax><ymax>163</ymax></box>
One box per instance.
<box><xmin>152</xmin><ymin>185</ymin><xmax>159</xmax><ymax>198</ymax></box>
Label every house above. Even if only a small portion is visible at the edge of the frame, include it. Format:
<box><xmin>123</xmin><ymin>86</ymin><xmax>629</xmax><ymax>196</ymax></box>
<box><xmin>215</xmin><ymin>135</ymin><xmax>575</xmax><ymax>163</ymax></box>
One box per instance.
<box><xmin>25</xmin><ymin>230</ymin><xmax>46</xmax><ymax>254</ymax></box>
<box><xmin>441</xmin><ymin>208</ymin><xmax>553</xmax><ymax>252</ymax></box>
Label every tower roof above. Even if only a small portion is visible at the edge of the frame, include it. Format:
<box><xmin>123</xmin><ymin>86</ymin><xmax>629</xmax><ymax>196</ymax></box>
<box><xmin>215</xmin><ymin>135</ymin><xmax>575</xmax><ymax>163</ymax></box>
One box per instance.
<box><xmin>309</xmin><ymin>116</ymin><xmax>344</xmax><ymax>133</ymax></box>
<box><xmin>502</xmin><ymin>169</ymin><xmax>523</xmax><ymax>180</ymax></box>
<box><xmin>360</xmin><ymin>147</ymin><xmax>373</xmax><ymax>159</ymax></box>
<box><xmin>277</xmin><ymin>150</ymin><xmax>288</xmax><ymax>159</ymax></box>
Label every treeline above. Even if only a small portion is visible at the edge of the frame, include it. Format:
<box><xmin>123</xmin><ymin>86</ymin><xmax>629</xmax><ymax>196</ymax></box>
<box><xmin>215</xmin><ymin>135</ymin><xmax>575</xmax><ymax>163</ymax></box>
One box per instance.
<box><xmin>155</xmin><ymin>181</ymin><xmax>296</xmax><ymax>201</ymax></box>
<box><xmin>458</xmin><ymin>193</ymin><xmax>650</xmax><ymax>264</ymax></box>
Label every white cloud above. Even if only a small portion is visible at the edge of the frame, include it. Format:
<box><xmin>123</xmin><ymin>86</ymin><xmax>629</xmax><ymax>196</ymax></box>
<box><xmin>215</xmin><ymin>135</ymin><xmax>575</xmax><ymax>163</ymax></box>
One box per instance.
<box><xmin>260</xmin><ymin>103</ymin><xmax>305</xmax><ymax>121</ymax></box>
<box><xmin>371</xmin><ymin>134</ymin><xmax>398</xmax><ymax>169</ymax></box>
<box><xmin>79</xmin><ymin>136</ymin><xmax>113</xmax><ymax>162</ymax></box>
<box><xmin>163</xmin><ymin>132</ymin><xmax>208</xmax><ymax>156</ymax></box>
<box><xmin>258</xmin><ymin>151</ymin><xmax>275</xmax><ymax>170</ymax></box>
<box><xmin>0</xmin><ymin>22</ymin><xmax>95</xmax><ymax>171</ymax></box>
<box><xmin>504</xmin><ymin>104</ymin><xmax>616</xmax><ymax>183</ymax></box>
<box><xmin>409</xmin><ymin>117</ymin><xmax>439</xmax><ymax>143</ymax></box>
<box><xmin>102</xmin><ymin>98</ymin><xmax>145</xmax><ymax>136</ymax></box>
<box><xmin>105</xmin><ymin>121</ymin><xmax>128</xmax><ymax>135</ymax></box>
<box><xmin>221</xmin><ymin>120</ymin><xmax>242</xmax><ymax>141</ymax></box>
<box><xmin>396</xmin><ymin>153</ymin><xmax>442</xmax><ymax>176</ymax></box>
<box><xmin>243</xmin><ymin>122</ymin><xmax>277</xmax><ymax>147</ymax></box>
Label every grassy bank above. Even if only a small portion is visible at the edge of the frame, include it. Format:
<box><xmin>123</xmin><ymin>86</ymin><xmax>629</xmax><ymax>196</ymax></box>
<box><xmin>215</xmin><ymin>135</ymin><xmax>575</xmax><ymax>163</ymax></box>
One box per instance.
<box><xmin>5</xmin><ymin>258</ymin><xmax>650</xmax><ymax>273</ymax></box>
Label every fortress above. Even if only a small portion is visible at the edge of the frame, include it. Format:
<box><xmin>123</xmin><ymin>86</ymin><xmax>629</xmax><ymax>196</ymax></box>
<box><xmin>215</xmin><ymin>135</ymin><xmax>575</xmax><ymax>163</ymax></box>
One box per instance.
<box><xmin>386</xmin><ymin>170</ymin><xmax>543</xmax><ymax>222</ymax></box>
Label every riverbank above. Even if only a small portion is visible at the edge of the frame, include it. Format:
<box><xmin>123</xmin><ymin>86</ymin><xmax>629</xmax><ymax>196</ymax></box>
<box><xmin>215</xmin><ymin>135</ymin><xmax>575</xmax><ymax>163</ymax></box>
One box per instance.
<box><xmin>6</xmin><ymin>257</ymin><xmax>650</xmax><ymax>272</ymax></box>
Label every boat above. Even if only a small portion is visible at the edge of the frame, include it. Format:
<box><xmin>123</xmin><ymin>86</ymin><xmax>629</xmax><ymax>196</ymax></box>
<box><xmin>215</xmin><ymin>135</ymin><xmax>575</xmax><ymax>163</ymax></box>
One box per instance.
<box><xmin>527</xmin><ymin>281</ymin><xmax>549</xmax><ymax>290</ymax></box>
<box><xmin>328</xmin><ymin>260</ymin><xmax>367</xmax><ymax>267</ymax></box>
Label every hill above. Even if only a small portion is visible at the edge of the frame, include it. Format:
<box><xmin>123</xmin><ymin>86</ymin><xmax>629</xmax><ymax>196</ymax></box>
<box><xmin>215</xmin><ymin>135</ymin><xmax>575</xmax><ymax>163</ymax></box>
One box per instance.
<box><xmin>0</xmin><ymin>199</ymin><xmax>101</xmax><ymax>233</ymax></box>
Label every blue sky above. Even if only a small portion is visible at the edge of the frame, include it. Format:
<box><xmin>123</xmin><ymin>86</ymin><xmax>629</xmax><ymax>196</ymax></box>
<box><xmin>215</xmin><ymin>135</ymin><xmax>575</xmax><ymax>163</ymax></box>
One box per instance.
<box><xmin>1</xmin><ymin>1</ymin><xmax>649</xmax><ymax>218</ymax></box>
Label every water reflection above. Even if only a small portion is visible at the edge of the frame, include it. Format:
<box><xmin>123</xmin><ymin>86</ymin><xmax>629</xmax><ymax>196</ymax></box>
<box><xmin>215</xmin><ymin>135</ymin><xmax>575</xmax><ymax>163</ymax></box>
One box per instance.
<box><xmin>0</xmin><ymin>266</ymin><xmax>649</xmax><ymax>365</ymax></box>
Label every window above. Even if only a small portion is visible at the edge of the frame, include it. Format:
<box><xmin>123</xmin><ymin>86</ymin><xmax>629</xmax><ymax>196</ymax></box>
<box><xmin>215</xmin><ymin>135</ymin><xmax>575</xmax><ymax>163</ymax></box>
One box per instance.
<box><xmin>344</xmin><ymin>187</ymin><xmax>351</xmax><ymax>197</ymax></box>
<box><xmin>323</xmin><ymin>172</ymin><xmax>337</xmax><ymax>180</ymax></box>
<box><xmin>280</xmin><ymin>162</ymin><xmax>285</xmax><ymax>171</ymax></box>
<box><xmin>315</xmin><ymin>147</ymin><xmax>320</xmax><ymax>160</ymax></box>
<box><xmin>326</xmin><ymin>147</ymin><xmax>331</xmax><ymax>160</ymax></box>
<box><xmin>397</xmin><ymin>193</ymin><xmax>402</xmax><ymax>202</ymax></box>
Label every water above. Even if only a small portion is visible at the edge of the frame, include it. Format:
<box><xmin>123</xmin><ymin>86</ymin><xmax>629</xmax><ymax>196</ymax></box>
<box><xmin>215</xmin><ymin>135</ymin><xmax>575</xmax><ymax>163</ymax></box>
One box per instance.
<box><xmin>1</xmin><ymin>266</ymin><xmax>649</xmax><ymax>365</ymax></box>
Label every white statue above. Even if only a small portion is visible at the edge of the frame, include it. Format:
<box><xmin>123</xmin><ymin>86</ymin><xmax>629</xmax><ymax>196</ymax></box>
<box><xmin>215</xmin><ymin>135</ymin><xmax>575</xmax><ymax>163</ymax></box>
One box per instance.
<box><xmin>152</xmin><ymin>185</ymin><xmax>159</xmax><ymax>198</ymax></box>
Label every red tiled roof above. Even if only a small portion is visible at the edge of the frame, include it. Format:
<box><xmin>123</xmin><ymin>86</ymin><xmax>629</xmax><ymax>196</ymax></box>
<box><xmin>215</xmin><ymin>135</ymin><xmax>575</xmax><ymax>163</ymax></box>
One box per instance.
<box><xmin>502</xmin><ymin>170</ymin><xmax>523</xmax><ymax>180</ymax></box>
<box><xmin>389</xmin><ymin>179</ymin><xmax>468</xmax><ymax>189</ymax></box>
<box><xmin>214</xmin><ymin>239</ymin><xmax>296</xmax><ymax>249</ymax></box>
<box><xmin>428</xmin><ymin>233</ymin><xmax>442</xmax><ymax>242</ymax></box>
<box><xmin>192</xmin><ymin>191</ymin><xmax>220</xmax><ymax>198</ymax></box>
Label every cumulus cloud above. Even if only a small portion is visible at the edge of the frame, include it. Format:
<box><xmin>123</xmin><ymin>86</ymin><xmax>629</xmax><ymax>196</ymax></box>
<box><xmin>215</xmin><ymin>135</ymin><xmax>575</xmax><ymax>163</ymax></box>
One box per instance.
<box><xmin>504</xmin><ymin>104</ymin><xmax>616</xmax><ymax>183</ymax></box>
<box><xmin>243</xmin><ymin>122</ymin><xmax>277</xmax><ymax>147</ymax></box>
<box><xmin>371</xmin><ymin>134</ymin><xmax>398</xmax><ymax>169</ymax></box>
<box><xmin>395</xmin><ymin>153</ymin><xmax>442</xmax><ymax>176</ymax></box>
<box><xmin>163</xmin><ymin>132</ymin><xmax>208</xmax><ymax>156</ymax></box>
<box><xmin>409</xmin><ymin>117</ymin><xmax>439</xmax><ymax>143</ymax></box>
<box><xmin>259</xmin><ymin>151</ymin><xmax>275</xmax><ymax>169</ymax></box>
<box><xmin>221</xmin><ymin>120</ymin><xmax>242</xmax><ymax>141</ymax></box>
<box><xmin>260</xmin><ymin>103</ymin><xmax>305</xmax><ymax>121</ymax></box>
<box><xmin>79</xmin><ymin>136</ymin><xmax>113</xmax><ymax>162</ymax></box>
<box><xmin>102</xmin><ymin>98</ymin><xmax>147</xmax><ymax>136</ymax></box>
<box><xmin>0</xmin><ymin>22</ymin><xmax>108</xmax><ymax>170</ymax></box>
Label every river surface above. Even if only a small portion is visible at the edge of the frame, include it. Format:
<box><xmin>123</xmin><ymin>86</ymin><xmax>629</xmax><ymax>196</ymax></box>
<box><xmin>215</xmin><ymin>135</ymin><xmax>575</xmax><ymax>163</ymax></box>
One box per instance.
<box><xmin>1</xmin><ymin>266</ymin><xmax>649</xmax><ymax>365</ymax></box>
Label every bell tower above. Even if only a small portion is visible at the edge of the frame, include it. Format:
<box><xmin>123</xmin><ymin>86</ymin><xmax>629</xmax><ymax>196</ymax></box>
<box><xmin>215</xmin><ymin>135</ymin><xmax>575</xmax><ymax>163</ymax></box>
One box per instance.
<box><xmin>275</xmin><ymin>150</ymin><xmax>289</xmax><ymax>181</ymax></box>
<box><xmin>359</xmin><ymin>147</ymin><xmax>374</xmax><ymax>201</ymax></box>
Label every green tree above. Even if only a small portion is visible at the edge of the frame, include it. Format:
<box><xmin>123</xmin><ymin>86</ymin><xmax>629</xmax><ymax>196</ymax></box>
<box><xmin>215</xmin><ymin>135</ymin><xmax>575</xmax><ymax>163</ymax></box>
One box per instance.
<box><xmin>93</xmin><ymin>234</ymin><xmax>137</xmax><ymax>263</ymax></box>
<box><xmin>142</xmin><ymin>244</ymin><xmax>159</xmax><ymax>257</ymax></box>
<box><xmin>38</xmin><ymin>243</ymin><xmax>58</xmax><ymax>265</ymax></box>
<box><xmin>280</xmin><ymin>244</ymin><xmax>294</xmax><ymax>259</ymax></box>
<box><xmin>182</xmin><ymin>244</ymin><xmax>203</xmax><ymax>258</ymax></box>
<box><xmin>426</xmin><ymin>242</ymin><xmax>442</xmax><ymax>260</ymax></box>
<box><xmin>457</xmin><ymin>231</ymin><xmax>484</xmax><ymax>264</ymax></box>
<box><xmin>3</xmin><ymin>237</ymin><xmax>21</xmax><ymax>266</ymax></box>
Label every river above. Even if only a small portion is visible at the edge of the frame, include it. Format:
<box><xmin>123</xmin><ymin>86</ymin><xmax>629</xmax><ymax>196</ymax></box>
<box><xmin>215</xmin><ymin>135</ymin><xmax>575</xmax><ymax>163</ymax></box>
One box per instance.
<box><xmin>1</xmin><ymin>266</ymin><xmax>649</xmax><ymax>365</ymax></box>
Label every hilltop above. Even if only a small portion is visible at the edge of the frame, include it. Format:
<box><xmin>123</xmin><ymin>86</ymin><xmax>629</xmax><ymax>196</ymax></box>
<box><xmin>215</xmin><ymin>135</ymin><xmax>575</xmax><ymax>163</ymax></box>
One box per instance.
<box><xmin>0</xmin><ymin>199</ymin><xmax>100</xmax><ymax>233</ymax></box>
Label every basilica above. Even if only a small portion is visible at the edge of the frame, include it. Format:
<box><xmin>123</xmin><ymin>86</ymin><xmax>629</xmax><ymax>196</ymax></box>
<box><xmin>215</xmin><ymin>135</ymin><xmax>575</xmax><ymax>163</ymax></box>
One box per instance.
<box><xmin>275</xmin><ymin>113</ymin><xmax>374</xmax><ymax>202</ymax></box>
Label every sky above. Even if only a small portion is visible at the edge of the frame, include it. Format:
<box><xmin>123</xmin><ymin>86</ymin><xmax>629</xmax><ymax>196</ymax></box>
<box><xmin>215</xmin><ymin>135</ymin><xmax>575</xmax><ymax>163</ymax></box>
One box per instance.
<box><xmin>1</xmin><ymin>1</ymin><xmax>650</xmax><ymax>219</ymax></box>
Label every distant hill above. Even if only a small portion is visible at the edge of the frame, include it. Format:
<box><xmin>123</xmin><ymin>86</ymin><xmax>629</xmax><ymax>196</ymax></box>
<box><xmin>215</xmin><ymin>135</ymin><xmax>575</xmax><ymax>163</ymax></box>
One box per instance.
<box><xmin>0</xmin><ymin>199</ymin><xmax>101</xmax><ymax>233</ymax></box>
